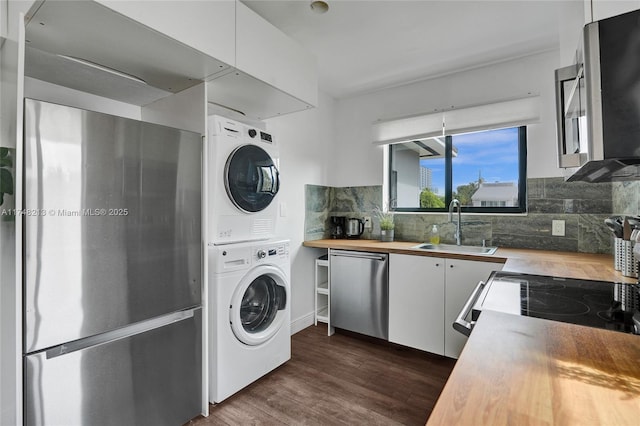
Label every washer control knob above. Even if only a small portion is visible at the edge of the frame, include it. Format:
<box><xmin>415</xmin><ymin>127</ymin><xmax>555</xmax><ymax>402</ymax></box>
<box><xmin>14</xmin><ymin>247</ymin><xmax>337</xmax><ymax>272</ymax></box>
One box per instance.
<box><xmin>248</xmin><ymin>129</ymin><xmax>257</xmax><ymax>138</ymax></box>
<box><xmin>257</xmin><ymin>249</ymin><xmax>267</xmax><ymax>259</ymax></box>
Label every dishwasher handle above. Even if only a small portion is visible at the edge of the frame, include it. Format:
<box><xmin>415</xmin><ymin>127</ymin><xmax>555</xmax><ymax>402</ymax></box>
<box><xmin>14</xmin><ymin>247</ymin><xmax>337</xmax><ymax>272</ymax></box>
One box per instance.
<box><xmin>453</xmin><ymin>280</ymin><xmax>486</xmax><ymax>337</ymax></box>
<box><xmin>330</xmin><ymin>250</ymin><xmax>387</xmax><ymax>261</ymax></box>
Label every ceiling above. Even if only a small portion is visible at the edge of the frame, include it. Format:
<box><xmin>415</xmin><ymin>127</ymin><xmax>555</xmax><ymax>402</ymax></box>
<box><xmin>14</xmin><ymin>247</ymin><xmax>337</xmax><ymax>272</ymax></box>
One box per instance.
<box><xmin>243</xmin><ymin>0</ymin><xmax>578</xmax><ymax>99</ymax></box>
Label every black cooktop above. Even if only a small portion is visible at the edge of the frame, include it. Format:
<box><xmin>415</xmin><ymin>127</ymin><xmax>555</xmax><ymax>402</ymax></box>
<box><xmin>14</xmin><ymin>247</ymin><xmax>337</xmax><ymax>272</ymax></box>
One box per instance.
<box><xmin>476</xmin><ymin>271</ymin><xmax>640</xmax><ymax>335</ymax></box>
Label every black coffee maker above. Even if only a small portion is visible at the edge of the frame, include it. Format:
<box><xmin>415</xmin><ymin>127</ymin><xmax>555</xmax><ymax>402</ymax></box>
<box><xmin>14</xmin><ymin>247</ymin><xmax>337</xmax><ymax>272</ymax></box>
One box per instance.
<box><xmin>330</xmin><ymin>216</ymin><xmax>346</xmax><ymax>239</ymax></box>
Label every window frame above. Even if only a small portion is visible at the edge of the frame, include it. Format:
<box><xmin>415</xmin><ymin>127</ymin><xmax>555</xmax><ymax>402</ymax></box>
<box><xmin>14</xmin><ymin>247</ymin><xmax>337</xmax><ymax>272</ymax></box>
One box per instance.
<box><xmin>388</xmin><ymin>126</ymin><xmax>527</xmax><ymax>214</ymax></box>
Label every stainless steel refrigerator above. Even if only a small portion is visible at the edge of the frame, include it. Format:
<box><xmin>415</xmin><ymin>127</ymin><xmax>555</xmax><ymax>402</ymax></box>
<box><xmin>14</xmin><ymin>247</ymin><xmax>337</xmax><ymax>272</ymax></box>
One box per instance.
<box><xmin>23</xmin><ymin>99</ymin><xmax>203</xmax><ymax>426</ymax></box>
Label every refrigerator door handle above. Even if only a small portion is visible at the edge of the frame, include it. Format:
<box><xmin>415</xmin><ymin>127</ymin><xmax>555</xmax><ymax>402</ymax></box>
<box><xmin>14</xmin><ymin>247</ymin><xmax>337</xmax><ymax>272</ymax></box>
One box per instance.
<box><xmin>45</xmin><ymin>308</ymin><xmax>196</xmax><ymax>359</ymax></box>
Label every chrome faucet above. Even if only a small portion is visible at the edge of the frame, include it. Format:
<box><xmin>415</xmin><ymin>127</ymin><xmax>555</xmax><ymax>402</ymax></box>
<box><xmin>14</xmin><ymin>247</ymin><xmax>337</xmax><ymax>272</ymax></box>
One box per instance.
<box><xmin>448</xmin><ymin>199</ymin><xmax>462</xmax><ymax>245</ymax></box>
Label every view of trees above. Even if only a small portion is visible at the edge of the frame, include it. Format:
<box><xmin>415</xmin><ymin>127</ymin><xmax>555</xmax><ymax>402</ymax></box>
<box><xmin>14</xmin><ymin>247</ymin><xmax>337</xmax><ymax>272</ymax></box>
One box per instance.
<box><xmin>420</xmin><ymin>177</ymin><xmax>484</xmax><ymax>208</ymax></box>
<box><xmin>419</xmin><ymin>188</ymin><xmax>445</xmax><ymax>208</ymax></box>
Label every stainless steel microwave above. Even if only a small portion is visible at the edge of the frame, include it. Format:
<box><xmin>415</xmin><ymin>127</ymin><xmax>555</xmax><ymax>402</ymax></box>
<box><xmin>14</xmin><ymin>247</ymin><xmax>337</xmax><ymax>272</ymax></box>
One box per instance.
<box><xmin>555</xmin><ymin>9</ymin><xmax>640</xmax><ymax>182</ymax></box>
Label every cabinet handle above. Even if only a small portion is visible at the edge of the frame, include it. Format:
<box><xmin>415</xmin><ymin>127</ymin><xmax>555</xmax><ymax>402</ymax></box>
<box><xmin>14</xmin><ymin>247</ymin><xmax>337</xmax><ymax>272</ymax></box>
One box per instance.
<box><xmin>435</xmin><ymin>263</ymin><xmax>440</xmax><ymax>267</ymax></box>
<box><xmin>449</xmin><ymin>264</ymin><xmax>454</xmax><ymax>268</ymax></box>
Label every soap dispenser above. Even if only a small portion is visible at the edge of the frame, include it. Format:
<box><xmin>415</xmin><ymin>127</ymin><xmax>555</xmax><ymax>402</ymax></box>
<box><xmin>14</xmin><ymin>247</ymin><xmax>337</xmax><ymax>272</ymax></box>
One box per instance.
<box><xmin>429</xmin><ymin>225</ymin><xmax>440</xmax><ymax>244</ymax></box>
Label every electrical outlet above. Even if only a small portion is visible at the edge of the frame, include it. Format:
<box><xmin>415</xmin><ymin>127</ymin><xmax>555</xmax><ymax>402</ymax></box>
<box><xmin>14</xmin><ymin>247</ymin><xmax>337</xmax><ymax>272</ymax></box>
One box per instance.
<box><xmin>552</xmin><ymin>220</ymin><xmax>565</xmax><ymax>236</ymax></box>
<box><xmin>363</xmin><ymin>216</ymin><xmax>372</xmax><ymax>229</ymax></box>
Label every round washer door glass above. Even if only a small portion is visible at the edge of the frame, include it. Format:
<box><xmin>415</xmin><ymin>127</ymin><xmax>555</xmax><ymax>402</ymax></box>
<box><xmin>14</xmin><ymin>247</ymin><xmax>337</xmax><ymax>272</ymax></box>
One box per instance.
<box><xmin>230</xmin><ymin>266</ymin><xmax>288</xmax><ymax>346</ymax></box>
<box><xmin>224</xmin><ymin>144</ymin><xmax>280</xmax><ymax>213</ymax></box>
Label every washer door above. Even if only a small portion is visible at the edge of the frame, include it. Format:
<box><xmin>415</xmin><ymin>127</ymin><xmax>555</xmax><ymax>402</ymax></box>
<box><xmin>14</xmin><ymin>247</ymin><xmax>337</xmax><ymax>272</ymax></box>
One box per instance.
<box><xmin>224</xmin><ymin>144</ymin><xmax>280</xmax><ymax>213</ymax></box>
<box><xmin>229</xmin><ymin>265</ymin><xmax>288</xmax><ymax>346</ymax></box>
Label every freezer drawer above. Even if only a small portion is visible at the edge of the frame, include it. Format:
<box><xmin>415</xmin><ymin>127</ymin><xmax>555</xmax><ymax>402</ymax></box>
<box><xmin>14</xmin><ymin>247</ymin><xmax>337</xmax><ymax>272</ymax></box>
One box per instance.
<box><xmin>23</xmin><ymin>99</ymin><xmax>202</xmax><ymax>353</ymax></box>
<box><xmin>330</xmin><ymin>250</ymin><xmax>389</xmax><ymax>339</ymax></box>
<box><xmin>24</xmin><ymin>309</ymin><xmax>202</xmax><ymax>426</ymax></box>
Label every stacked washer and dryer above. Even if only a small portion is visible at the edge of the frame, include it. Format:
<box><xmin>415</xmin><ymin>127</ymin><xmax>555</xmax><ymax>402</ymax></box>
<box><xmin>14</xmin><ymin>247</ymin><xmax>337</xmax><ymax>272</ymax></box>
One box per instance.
<box><xmin>206</xmin><ymin>115</ymin><xmax>291</xmax><ymax>403</ymax></box>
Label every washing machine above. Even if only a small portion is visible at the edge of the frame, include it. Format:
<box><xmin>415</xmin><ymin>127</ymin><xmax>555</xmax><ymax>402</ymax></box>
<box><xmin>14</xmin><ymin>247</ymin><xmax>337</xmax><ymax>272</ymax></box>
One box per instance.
<box><xmin>208</xmin><ymin>115</ymin><xmax>280</xmax><ymax>245</ymax></box>
<box><xmin>208</xmin><ymin>239</ymin><xmax>291</xmax><ymax>403</ymax></box>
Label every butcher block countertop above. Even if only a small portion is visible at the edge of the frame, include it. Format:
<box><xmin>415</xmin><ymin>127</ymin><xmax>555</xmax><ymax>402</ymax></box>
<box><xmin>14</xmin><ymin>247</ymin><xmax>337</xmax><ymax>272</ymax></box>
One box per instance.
<box><xmin>427</xmin><ymin>310</ymin><xmax>640</xmax><ymax>426</ymax></box>
<box><xmin>302</xmin><ymin>239</ymin><xmax>636</xmax><ymax>283</ymax></box>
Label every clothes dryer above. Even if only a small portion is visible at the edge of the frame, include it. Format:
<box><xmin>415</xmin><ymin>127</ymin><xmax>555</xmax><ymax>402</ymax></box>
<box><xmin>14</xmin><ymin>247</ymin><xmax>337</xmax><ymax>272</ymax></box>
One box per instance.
<box><xmin>208</xmin><ymin>115</ymin><xmax>280</xmax><ymax>245</ymax></box>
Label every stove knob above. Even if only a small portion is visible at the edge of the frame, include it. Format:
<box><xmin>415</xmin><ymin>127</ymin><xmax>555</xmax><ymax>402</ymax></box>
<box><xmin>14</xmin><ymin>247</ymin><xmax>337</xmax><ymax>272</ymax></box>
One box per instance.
<box><xmin>248</xmin><ymin>129</ymin><xmax>257</xmax><ymax>138</ymax></box>
<box><xmin>257</xmin><ymin>249</ymin><xmax>267</xmax><ymax>259</ymax></box>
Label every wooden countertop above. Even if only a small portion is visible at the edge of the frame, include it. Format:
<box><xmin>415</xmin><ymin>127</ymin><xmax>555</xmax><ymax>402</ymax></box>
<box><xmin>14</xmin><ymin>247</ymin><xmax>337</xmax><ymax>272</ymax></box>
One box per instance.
<box><xmin>303</xmin><ymin>239</ymin><xmax>636</xmax><ymax>283</ymax></box>
<box><xmin>427</xmin><ymin>310</ymin><xmax>640</xmax><ymax>426</ymax></box>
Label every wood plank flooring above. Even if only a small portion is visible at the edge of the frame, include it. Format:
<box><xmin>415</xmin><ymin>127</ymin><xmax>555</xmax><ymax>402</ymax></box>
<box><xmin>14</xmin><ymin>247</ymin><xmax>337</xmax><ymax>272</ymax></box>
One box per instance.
<box><xmin>188</xmin><ymin>325</ymin><xmax>456</xmax><ymax>425</ymax></box>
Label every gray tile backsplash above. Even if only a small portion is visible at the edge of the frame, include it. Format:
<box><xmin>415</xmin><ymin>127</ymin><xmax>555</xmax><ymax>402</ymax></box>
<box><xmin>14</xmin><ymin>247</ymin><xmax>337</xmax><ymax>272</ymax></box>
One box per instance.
<box><xmin>305</xmin><ymin>177</ymin><xmax>630</xmax><ymax>254</ymax></box>
<box><xmin>613</xmin><ymin>181</ymin><xmax>640</xmax><ymax>216</ymax></box>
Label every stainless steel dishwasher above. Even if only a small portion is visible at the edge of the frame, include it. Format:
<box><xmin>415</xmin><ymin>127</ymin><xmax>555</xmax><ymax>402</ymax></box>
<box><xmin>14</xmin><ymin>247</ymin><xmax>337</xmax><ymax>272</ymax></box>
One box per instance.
<box><xmin>330</xmin><ymin>249</ymin><xmax>389</xmax><ymax>340</ymax></box>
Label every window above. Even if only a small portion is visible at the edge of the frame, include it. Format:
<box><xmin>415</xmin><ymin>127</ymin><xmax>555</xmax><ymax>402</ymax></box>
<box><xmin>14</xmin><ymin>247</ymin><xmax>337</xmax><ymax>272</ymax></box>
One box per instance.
<box><xmin>388</xmin><ymin>126</ymin><xmax>527</xmax><ymax>213</ymax></box>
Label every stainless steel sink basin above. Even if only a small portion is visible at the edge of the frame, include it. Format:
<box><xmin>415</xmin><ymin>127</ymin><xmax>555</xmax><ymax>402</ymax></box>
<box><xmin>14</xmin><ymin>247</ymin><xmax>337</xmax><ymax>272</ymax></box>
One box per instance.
<box><xmin>412</xmin><ymin>243</ymin><xmax>498</xmax><ymax>255</ymax></box>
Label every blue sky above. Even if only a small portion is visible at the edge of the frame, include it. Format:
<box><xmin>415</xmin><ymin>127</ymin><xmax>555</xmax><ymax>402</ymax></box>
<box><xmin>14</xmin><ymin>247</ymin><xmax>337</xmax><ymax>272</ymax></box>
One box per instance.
<box><xmin>420</xmin><ymin>127</ymin><xmax>519</xmax><ymax>195</ymax></box>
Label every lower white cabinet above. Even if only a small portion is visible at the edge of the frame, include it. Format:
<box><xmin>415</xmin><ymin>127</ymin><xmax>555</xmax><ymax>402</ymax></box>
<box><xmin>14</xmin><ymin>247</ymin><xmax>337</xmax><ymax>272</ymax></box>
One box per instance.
<box><xmin>388</xmin><ymin>254</ymin><xmax>502</xmax><ymax>359</ymax></box>
<box><xmin>444</xmin><ymin>258</ymin><xmax>501</xmax><ymax>358</ymax></box>
<box><xmin>389</xmin><ymin>254</ymin><xmax>445</xmax><ymax>355</ymax></box>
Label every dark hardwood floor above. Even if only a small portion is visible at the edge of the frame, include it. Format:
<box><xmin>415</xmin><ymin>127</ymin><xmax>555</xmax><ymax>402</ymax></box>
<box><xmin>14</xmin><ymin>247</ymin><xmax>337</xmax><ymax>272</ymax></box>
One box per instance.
<box><xmin>189</xmin><ymin>325</ymin><xmax>456</xmax><ymax>426</ymax></box>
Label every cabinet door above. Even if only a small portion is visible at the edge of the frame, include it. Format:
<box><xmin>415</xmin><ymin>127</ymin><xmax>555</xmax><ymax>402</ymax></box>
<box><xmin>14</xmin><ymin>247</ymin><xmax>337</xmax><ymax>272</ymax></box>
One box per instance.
<box><xmin>96</xmin><ymin>0</ymin><xmax>236</xmax><ymax>66</ymax></box>
<box><xmin>590</xmin><ymin>0</ymin><xmax>640</xmax><ymax>21</ymax></box>
<box><xmin>235</xmin><ymin>1</ymin><xmax>318</xmax><ymax>107</ymax></box>
<box><xmin>444</xmin><ymin>259</ymin><xmax>502</xmax><ymax>358</ymax></box>
<box><xmin>389</xmin><ymin>254</ymin><xmax>445</xmax><ymax>355</ymax></box>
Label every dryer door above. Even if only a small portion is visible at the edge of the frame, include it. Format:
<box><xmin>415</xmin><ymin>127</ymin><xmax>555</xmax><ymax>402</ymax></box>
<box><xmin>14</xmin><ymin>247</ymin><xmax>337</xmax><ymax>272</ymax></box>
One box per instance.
<box><xmin>224</xmin><ymin>144</ymin><xmax>279</xmax><ymax>213</ymax></box>
<box><xmin>229</xmin><ymin>265</ymin><xmax>289</xmax><ymax>346</ymax></box>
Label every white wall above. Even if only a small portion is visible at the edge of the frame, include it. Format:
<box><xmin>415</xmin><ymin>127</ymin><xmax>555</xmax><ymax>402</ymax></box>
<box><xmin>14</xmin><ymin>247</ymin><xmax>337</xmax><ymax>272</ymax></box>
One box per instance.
<box><xmin>329</xmin><ymin>49</ymin><xmax>563</xmax><ymax>187</ymax></box>
<box><xmin>265</xmin><ymin>91</ymin><xmax>335</xmax><ymax>332</ymax></box>
<box><xmin>559</xmin><ymin>0</ymin><xmax>585</xmax><ymax>65</ymax></box>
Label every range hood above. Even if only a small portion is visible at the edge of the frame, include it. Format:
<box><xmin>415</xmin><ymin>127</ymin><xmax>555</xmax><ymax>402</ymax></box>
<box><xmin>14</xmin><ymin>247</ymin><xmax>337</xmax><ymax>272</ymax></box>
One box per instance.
<box><xmin>555</xmin><ymin>9</ymin><xmax>640</xmax><ymax>183</ymax></box>
<box><xmin>566</xmin><ymin>159</ymin><xmax>640</xmax><ymax>183</ymax></box>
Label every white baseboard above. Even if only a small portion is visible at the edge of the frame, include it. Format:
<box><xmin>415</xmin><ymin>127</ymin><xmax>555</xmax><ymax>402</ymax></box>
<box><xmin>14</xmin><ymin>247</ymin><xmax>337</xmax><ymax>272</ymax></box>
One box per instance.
<box><xmin>290</xmin><ymin>311</ymin><xmax>315</xmax><ymax>335</ymax></box>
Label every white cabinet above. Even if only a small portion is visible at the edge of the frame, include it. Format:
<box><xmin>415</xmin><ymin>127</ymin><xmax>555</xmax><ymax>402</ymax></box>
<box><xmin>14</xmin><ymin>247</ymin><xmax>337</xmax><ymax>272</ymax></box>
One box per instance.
<box><xmin>388</xmin><ymin>254</ymin><xmax>502</xmax><ymax>358</ymax></box>
<box><xmin>234</xmin><ymin>1</ymin><xmax>317</xmax><ymax>109</ymax></box>
<box><xmin>444</xmin><ymin>258</ymin><xmax>501</xmax><ymax>359</ymax></box>
<box><xmin>1</xmin><ymin>0</ymin><xmax>5</xmax><ymax>39</ymax></box>
<box><xmin>95</xmin><ymin>0</ymin><xmax>236</xmax><ymax>67</ymax></box>
<box><xmin>389</xmin><ymin>254</ymin><xmax>445</xmax><ymax>355</ymax></box>
<box><xmin>206</xmin><ymin>1</ymin><xmax>318</xmax><ymax>120</ymax></box>
<box><xmin>588</xmin><ymin>0</ymin><xmax>640</xmax><ymax>22</ymax></box>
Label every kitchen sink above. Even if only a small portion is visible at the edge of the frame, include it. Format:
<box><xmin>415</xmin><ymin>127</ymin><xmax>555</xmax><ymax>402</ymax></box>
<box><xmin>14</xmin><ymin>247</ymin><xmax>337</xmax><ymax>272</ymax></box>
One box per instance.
<box><xmin>412</xmin><ymin>243</ymin><xmax>498</xmax><ymax>255</ymax></box>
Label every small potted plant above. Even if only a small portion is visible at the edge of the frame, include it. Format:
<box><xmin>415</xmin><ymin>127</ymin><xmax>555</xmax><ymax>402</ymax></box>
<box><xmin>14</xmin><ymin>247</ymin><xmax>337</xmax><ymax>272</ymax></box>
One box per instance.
<box><xmin>374</xmin><ymin>206</ymin><xmax>395</xmax><ymax>242</ymax></box>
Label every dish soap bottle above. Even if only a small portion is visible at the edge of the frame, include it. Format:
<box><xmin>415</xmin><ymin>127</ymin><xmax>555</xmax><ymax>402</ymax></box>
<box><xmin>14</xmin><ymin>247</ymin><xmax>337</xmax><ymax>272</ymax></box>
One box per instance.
<box><xmin>429</xmin><ymin>225</ymin><xmax>440</xmax><ymax>244</ymax></box>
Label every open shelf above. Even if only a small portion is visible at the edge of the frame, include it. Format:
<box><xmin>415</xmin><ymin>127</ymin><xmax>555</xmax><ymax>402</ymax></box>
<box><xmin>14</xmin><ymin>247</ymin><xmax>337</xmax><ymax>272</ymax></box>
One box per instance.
<box><xmin>317</xmin><ymin>281</ymin><xmax>329</xmax><ymax>295</ymax></box>
<box><xmin>314</xmin><ymin>253</ymin><xmax>332</xmax><ymax>334</ymax></box>
<box><xmin>316</xmin><ymin>306</ymin><xmax>328</xmax><ymax>323</ymax></box>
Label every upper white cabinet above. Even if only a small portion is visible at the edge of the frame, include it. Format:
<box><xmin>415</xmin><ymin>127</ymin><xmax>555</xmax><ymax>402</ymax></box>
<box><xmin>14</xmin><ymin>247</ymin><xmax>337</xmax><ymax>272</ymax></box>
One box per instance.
<box><xmin>1</xmin><ymin>0</ymin><xmax>6</xmax><ymax>39</ymax></box>
<box><xmin>587</xmin><ymin>0</ymin><xmax>640</xmax><ymax>22</ymax></box>
<box><xmin>235</xmin><ymin>1</ymin><xmax>317</xmax><ymax>108</ymax></box>
<box><xmin>210</xmin><ymin>0</ymin><xmax>317</xmax><ymax>119</ymax></box>
<box><xmin>95</xmin><ymin>0</ymin><xmax>236</xmax><ymax>67</ymax></box>
<box><xmin>23</xmin><ymin>0</ymin><xmax>229</xmax><ymax>106</ymax></box>
<box><xmin>22</xmin><ymin>1</ymin><xmax>318</xmax><ymax>119</ymax></box>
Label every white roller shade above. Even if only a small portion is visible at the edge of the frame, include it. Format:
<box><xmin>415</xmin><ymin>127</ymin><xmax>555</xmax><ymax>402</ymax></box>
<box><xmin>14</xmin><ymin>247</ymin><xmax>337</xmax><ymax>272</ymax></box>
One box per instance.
<box><xmin>372</xmin><ymin>112</ymin><xmax>443</xmax><ymax>145</ymax></box>
<box><xmin>372</xmin><ymin>96</ymin><xmax>540</xmax><ymax>145</ymax></box>
<box><xmin>444</xmin><ymin>96</ymin><xmax>541</xmax><ymax>135</ymax></box>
